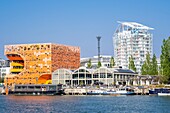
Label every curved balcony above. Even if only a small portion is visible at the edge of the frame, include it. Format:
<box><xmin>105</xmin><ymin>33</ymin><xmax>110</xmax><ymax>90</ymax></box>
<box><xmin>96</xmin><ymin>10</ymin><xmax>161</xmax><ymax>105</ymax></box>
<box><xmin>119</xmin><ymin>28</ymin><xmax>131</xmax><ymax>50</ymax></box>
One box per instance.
<box><xmin>10</xmin><ymin>69</ymin><xmax>23</xmax><ymax>73</ymax></box>
<box><xmin>11</xmin><ymin>62</ymin><xmax>24</xmax><ymax>67</ymax></box>
<box><xmin>6</xmin><ymin>54</ymin><xmax>23</xmax><ymax>61</ymax></box>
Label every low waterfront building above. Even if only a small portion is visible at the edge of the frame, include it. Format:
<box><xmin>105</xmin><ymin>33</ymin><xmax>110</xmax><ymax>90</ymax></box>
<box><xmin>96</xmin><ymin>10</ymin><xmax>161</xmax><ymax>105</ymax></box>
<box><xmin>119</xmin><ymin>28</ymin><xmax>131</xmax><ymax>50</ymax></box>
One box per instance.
<box><xmin>52</xmin><ymin>66</ymin><xmax>140</xmax><ymax>86</ymax></box>
<box><xmin>52</xmin><ymin>66</ymin><xmax>159</xmax><ymax>86</ymax></box>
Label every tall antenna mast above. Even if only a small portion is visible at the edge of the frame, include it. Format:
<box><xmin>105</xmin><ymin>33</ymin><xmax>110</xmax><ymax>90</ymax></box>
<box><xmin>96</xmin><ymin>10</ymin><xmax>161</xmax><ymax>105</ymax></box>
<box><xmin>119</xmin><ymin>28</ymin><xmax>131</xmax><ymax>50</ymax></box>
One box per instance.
<box><xmin>96</xmin><ymin>36</ymin><xmax>101</xmax><ymax>63</ymax></box>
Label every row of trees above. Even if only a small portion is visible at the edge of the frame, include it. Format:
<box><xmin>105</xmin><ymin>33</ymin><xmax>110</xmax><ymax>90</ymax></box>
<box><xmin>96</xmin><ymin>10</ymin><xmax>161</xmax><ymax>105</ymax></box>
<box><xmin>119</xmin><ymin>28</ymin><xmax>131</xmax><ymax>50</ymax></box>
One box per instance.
<box><xmin>128</xmin><ymin>53</ymin><xmax>158</xmax><ymax>76</ymax></box>
<box><xmin>141</xmin><ymin>53</ymin><xmax>158</xmax><ymax>75</ymax></box>
<box><xmin>87</xmin><ymin>54</ymin><xmax>158</xmax><ymax>75</ymax></box>
<box><xmin>160</xmin><ymin>37</ymin><xmax>170</xmax><ymax>83</ymax></box>
<box><xmin>87</xmin><ymin>57</ymin><xmax>115</xmax><ymax>68</ymax></box>
<box><xmin>87</xmin><ymin>37</ymin><xmax>170</xmax><ymax>83</ymax></box>
<box><xmin>128</xmin><ymin>55</ymin><xmax>136</xmax><ymax>72</ymax></box>
<box><xmin>129</xmin><ymin>37</ymin><xmax>170</xmax><ymax>83</ymax></box>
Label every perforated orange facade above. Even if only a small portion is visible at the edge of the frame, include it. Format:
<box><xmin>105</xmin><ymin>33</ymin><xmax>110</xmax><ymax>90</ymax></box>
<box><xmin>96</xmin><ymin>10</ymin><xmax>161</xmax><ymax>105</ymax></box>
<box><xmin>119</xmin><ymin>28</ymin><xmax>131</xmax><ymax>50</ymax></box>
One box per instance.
<box><xmin>4</xmin><ymin>43</ymin><xmax>80</xmax><ymax>86</ymax></box>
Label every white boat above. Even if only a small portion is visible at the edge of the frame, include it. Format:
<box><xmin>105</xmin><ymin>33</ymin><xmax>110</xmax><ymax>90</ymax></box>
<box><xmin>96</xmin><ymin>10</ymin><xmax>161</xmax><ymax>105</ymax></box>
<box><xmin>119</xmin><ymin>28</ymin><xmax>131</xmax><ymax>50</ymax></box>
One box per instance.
<box><xmin>158</xmin><ymin>93</ymin><xmax>170</xmax><ymax>96</ymax></box>
<box><xmin>87</xmin><ymin>89</ymin><xmax>105</xmax><ymax>95</ymax></box>
<box><xmin>87</xmin><ymin>88</ymin><xmax>135</xmax><ymax>95</ymax></box>
<box><xmin>116</xmin><ymin>88</ymin><xmax>135</xmax><ymax>95</ymax></box>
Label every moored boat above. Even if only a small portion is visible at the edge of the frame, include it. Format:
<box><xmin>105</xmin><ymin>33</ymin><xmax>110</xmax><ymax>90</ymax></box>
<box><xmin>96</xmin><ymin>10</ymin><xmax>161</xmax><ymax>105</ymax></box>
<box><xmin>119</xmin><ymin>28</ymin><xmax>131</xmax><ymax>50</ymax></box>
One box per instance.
<box><xmin>116</xmin><ymin>88</ymin><xmax>135</xmax><ymax>95</ymax></box>
<box><xmin>87</xmin><ymin>90</ymin><xmax>105</xmax><ymax>95</ymax></box>
<box><xmin>149</xmin><ymin>88</ymin><xmax>170</xmax><ymax>95</ymax></box>
<box><xmin>8</xmin><ymin>84</ymin><xmax>65</xmax><ymax>95</ymax></box>
<box><xmin>87</xmin><ymin>88</ymin><xmax>135</xmax><ymax>95</ymax></box>
<box><xmin>158</xmin><ymin>93</ymin><xmax>170</xmax><ymax>96</ymax></box>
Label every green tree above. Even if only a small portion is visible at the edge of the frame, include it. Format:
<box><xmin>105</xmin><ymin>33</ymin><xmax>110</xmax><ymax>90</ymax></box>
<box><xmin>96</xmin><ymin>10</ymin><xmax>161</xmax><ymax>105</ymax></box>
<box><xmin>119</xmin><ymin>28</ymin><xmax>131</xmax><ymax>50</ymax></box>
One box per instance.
<box><xmin>87</xmin><ymin>59</ymin><xmax>92</xmax><ymax>68</ymax></box>
<box><xmin>110</xmin><ymin>57</ymin><xmax>115</xmax><ymax>68</ymax></box>
<box><xmin>97</xmin><ymin>61</ymin><xmax>102</xmax><ymax>68</ymax></box>
<box><xmin>128</xmin><ymin>55</ymin><xmax>136</xmax><ymax>72</ymax></box>
<box><xmin>160</xmin><ymin>37</ymin><xmax>170</xmax><ymax>83</ymax></box>
<box><xmin>141</xmin><ymin>52</ymin><xmax>151</xmax><ymax>75</ymax></box>
<box><xmin>141</xmin><ymin>62</ymin><xmax>147</xmax><ymax>75</ymax></box>
<box><xmin>141</xmin><ymin>53</ymin><xmax>158</xmax><ymax>75</ymax></box>
<box><xmin>151</xmin><ymin>54</ymin><xmax>158</xmax><ymax>75</ymax></box>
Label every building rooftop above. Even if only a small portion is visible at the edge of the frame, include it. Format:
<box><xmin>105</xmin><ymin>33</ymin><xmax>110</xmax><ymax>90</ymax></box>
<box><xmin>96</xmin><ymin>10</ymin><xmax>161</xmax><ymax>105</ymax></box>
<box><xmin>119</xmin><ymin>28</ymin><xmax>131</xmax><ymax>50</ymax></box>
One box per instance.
<box><xmin>117</xmin><ymin>21</ymin><xmax>154</xmax><ymax>30</ymax></box>
<box><xmin>114</xmin><ymin>68</ymin><xmax>137</xmax><ymax>74</ymax></box>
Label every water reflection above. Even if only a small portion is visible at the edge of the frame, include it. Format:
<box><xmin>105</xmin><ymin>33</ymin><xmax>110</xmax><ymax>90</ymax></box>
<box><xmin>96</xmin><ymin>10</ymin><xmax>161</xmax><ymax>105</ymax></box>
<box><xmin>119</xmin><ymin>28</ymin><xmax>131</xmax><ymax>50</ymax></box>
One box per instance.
<box><xmin>0</xmin><ymin>95</ymin><xmax>170</xmax><ymax>113</ymax></box>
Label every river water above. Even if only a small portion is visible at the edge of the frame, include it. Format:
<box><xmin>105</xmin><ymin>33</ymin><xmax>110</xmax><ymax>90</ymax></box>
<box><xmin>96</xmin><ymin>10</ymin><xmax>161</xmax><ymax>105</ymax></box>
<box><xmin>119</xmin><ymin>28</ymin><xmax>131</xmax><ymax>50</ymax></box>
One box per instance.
<box><xmin>0</xmin><ymin>95</ymin><xmax>169</xmax><ymax>113</ymax></box>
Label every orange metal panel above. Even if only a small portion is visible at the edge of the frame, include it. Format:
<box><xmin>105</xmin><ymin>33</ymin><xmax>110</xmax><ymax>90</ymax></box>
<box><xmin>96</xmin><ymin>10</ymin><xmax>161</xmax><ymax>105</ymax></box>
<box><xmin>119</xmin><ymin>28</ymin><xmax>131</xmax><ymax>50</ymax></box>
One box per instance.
<box><xmin>4</xmin><ymin>43</ymin><xmax>80</xmax><ymax>86</ymax></box>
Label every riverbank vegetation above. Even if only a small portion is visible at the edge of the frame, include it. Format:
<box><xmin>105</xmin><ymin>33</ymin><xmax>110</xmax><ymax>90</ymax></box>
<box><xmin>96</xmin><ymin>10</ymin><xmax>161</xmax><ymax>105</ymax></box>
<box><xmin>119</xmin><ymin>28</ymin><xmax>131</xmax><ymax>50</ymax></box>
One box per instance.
<box><xmin>160</xmin><ymin>37</ymin><xmax>170</xmax><ymax>83</ymax></box>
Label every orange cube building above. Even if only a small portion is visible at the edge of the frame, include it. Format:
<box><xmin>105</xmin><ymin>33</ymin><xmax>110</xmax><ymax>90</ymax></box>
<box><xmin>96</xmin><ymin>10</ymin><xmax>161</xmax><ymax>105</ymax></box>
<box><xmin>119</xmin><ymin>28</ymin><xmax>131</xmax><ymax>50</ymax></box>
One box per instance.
<box><xmin>4</xmin><ymin>43</ymin><xmax>80</xmax><ymax>86</ymax></box>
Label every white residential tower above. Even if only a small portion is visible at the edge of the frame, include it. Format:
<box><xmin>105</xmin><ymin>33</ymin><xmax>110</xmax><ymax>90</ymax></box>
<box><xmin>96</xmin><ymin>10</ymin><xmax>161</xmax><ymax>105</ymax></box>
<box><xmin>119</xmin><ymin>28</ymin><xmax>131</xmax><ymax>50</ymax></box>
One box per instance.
<box><xmin>113</xmin><ymin>21</ymin><xmax>153</xmax><ymax>74</ymax></box>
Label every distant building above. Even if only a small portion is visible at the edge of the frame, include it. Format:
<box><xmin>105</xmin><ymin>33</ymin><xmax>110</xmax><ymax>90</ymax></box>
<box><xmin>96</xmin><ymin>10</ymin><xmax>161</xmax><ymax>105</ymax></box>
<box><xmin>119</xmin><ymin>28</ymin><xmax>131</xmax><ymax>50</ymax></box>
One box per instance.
<box><xmin>0</xmin><ymin>58</ymin><xmax>10</xmax><ymax>67</ymax></box>
<box><xmin>81</xmin><ymin>55</ymin><xmax>112</xmax><ymax>68</ymax></box>
<box><xmin>0</xmin><ymin>67</ymin><xmax>10</xmax><ymax>81</ymax></box>
<box><xmin>4</xmin><ymin>43</ymin><xmax>80</xmax><ymax>86</ymax></box>
<box><xmin>0</xmin><ymin>59</ymin><xmax>10</xmax><ymax>83</ymax></box>
<box><xmin>113</xmin><ymin>21</ymin><xmax>153</xmax><ymax>74</ymax></box>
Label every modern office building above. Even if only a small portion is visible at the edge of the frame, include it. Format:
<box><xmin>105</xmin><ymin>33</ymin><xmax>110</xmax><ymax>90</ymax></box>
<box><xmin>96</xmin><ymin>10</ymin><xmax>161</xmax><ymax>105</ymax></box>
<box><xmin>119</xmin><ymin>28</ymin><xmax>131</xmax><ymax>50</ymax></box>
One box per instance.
<box><xmin>113</xmin><ymin>21</ymin><xmax>153</xmax><ymax>74</ymax></box>
<box><xmin>4</xmin><ymin>43</ymin><xmax>80</xmax><ymax>86</ymax></box>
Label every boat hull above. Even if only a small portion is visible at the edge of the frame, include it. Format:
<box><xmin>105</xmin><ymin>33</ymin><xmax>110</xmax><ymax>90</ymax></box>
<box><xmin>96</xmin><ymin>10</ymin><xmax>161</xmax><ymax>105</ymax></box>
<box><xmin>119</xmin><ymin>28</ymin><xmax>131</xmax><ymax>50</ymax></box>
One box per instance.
<box><xmin>149</xmin><ymin>88</ymin><xmax>170</xmax><ymax>95</ymax></box>
<box><xmin>8</xmin><ymin>84</ymin><xmax>65</xmax><ymax>96</ymax></box>
<box><xmin>158</xmin><ymin>93</ymin><xmax>170</xmax><ymax>96</ymax></box>
<box><xmin>87</xmin><ymin>90</ymin><xmax>135</xmax><ymax>95</ymax></box>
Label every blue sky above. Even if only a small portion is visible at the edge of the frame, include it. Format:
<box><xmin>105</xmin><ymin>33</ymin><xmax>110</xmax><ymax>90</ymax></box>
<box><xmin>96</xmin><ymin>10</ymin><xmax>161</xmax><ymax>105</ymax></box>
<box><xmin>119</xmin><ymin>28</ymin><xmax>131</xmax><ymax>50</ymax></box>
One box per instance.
<box><xmin>0</xmin><ymin>0</ymin><xmax>170</xmax><ymax>59</ymax></box>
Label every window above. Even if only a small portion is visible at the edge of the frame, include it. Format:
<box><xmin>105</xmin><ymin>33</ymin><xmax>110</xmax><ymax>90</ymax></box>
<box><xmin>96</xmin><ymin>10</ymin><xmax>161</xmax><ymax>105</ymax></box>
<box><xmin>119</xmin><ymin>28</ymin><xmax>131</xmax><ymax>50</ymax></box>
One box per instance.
<box><xmin>100</xmin><ymin>73</ymin><xmax>106</xmax><ymax>78</ymax></box>
<box><xmin>2</xmin><ymin>69</ymin><xmax>6</xmax><ymax>72</ymax></box>
<box><xmin>79</xmin><ymin>69</ymin><xmax>85</xmax><ymax>72</ymax></box>
<box><xmin>107</xmin><ymin>74</ymin><xmax>112</xmax><ymax>78</ymax></box>
<box><xmin>93</xmin><ymin>74</ymin><xmax>99</xmax><ymax>78</ymax></box>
